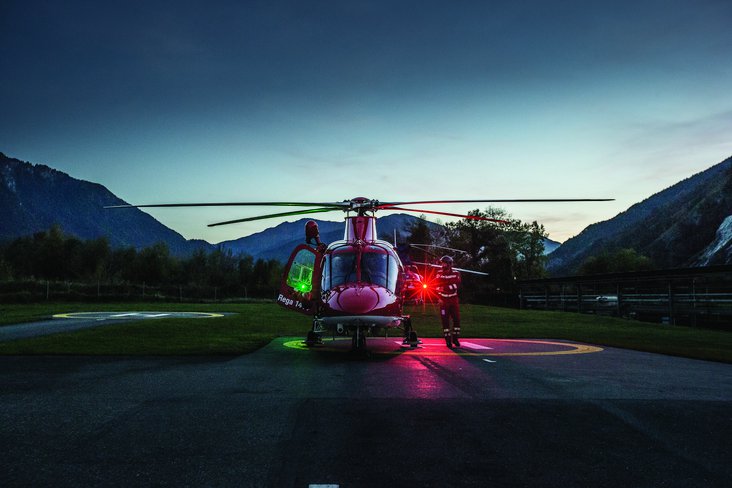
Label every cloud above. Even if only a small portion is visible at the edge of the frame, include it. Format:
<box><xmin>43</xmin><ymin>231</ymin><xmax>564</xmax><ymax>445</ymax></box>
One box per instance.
<box><xmin>603</xmin><ymin>109</ymin><xmax>732</xmax><ymax>184</ymax></box>
<box><xmin>626</xmin><ymin>109</ymin><xmax>732</xmax><ymax>150</ymax></box>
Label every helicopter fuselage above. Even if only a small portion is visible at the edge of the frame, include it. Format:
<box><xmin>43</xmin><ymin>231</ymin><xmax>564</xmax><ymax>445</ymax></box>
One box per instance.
<box><xmin>315</xmin><ymin>237</ymin><xmax>405</xmax><ymax>332</ymax></box>
<box><xmin>279</xmin><ymin>214</ymin><xmax>410</xmax><ymax>337</ymax></box>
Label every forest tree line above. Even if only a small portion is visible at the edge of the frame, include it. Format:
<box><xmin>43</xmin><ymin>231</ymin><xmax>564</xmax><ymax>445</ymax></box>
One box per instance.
<box><xmin>400</xmin><ymin>207</ymin><xmax>550</xmax><ymax>302</ymax></box>
<box><xmin>0</xmin><ymin>210</ymin><xmax>650</xmax><ymax>302</ymax></box>
<box><xmin>399</xmin><ymin>208</ymin><xmax>655</xmax><ymax>302</ymax></box>
<box><xmin>0</xmin><ymin>225</ymin><xmax>283</xmax><ymax>297</ymax></box>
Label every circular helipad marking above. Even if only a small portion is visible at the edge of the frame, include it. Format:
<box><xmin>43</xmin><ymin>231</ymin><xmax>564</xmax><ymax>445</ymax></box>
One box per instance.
<box><xmin>53</xmin><ymin>311</ymin><xmax>224</xmax><ymax>320</ymax></box>
<box><xmin>282</xmin><ymin>338</ymin><xmax>602</xmax><ymax>356</ymax></box>
<box><xmin>485</xmin><ymin>339</ymin><xmax>603</xmax><ymax>356</ymax></box>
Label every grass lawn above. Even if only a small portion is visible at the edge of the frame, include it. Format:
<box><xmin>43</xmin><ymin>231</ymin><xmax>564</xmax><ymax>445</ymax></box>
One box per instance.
<box><xmin>0</xmin><ymin>301</ymin><xmax>730</xmax><ymax>362</ymax></box>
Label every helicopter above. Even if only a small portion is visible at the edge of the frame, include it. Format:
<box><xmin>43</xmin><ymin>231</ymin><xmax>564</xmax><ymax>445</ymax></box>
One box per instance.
<box><xmin>108</xmin><ymin>197</ymin><xmax>612</xmax><ymax>351</ymax></box>
<box><xmin>402</xmin><ymin>264</ymin><xmax>427</xmax><ymax>305</ymax></box>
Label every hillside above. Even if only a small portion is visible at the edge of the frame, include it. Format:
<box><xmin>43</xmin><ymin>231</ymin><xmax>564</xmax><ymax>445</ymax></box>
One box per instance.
<box><xmin>0</xmin><ymin>152</ymin><xmax>447</xmax><ymax>261</ymax></box>
<box><xmin>4</xmin><ymin>150</ymin><xmax>673</xmax><ymax>269</ymax></box>
<box><xmin>548</xmin><ymin>155</ymin><xmax>732</xmax><ymax>276</ymax></box>
<box><xmin>218</xmin><ymin>213</ymin><xmax>442</xmax><ymax>262</ymax></box>
<box><xmin>0</xmin><ymin>152</ymin><xmax>212</xmax><ymax>256</ymax></box>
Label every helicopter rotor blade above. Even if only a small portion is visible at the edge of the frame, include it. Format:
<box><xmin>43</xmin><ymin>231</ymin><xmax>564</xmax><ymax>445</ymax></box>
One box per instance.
<box><xmin>410</xmin><ymin>244</ymin><xmax>470</xmax><ymax>255</ymax></box>
<box><xmin>106</xmin><ymin>198</ymin><xmax>614</xmax><ymax>211</ymax></box>
<box><xmin>207</xmin><ymin>207</ymin><xmax>341</xmax><ymax>227</ymax></box>
<box><xmin>104</xmin><ymin>201</ymin><xmax>349</xmax><ymax>209</ymax></box>
<box><xmin>381</xmin><ymin>206</ymin><xmax>510</xmax><ymax>223</ymax></box>
<box><xmin>410</xmin><ymin>244</ymin><xmax>470</xmax><ymax>261</ymax></box>
<box><xmin>413</xmin><ymin>261</ymin><xmax>490</xmax><ymax>277</ymax></box>
<box><xmin>379</xmin><ymin>199</ymin><xmax>613</xmax><ymax>206</ymax></box>
<box><xmin>410</xmin><ymin>247</ymin><xmax>443</xmax><ymax>260</ymax></box>
<box><xmin>106</xmin><ymin>197</ymin><xmax>615</xmax><ymax>228</ymax></box>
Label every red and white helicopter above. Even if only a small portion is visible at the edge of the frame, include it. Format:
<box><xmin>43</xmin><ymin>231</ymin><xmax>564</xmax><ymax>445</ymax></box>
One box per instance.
<box><xmin>109</xmin><ymin>197</ymin><xmax>611</xmax><ymax>351</ymax></box>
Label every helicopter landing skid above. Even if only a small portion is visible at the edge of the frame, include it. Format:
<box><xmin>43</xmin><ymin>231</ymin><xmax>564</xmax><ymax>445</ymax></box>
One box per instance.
<box><xmin>351</xmin><ymin>326</ymin><xmax>368</xmax><ymax>353</ymax></box>
<box><xmin>401</xmin><ymin>330</ymin><xmax>420</xmax><ymax>348</ymax></box>
<box><xmin>400</xmin><ymin>317</ymin><xmax>420</xmax><ymax>348</ymax></box>
<box><xmin>304</xmin><ymin>330</ymin><xmax>323</xmax><ymax>347</ymax></box>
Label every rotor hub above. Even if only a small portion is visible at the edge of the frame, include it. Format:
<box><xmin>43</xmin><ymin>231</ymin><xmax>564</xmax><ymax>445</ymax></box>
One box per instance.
<box><xmin>347</xmin><ymin>197</ymin><xmax>380</xmax><ymax>215</ymax></box>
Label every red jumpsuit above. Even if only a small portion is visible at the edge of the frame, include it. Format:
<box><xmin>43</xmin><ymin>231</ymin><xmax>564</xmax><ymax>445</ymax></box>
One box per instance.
<box><xmin>436</xmin><ymin>267</ymin><xmax>461</xmax><ymax>347</ymax></box>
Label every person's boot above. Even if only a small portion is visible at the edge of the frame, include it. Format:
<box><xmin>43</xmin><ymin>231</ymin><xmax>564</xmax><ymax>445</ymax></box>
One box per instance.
<box><xmin>452</xmin><ymin>336</ymin><xmax>460</xmax><ymax>347</ymax></box>
<box><xmin>445</xmin><ymin>337</ymin><xmax>453</xmax><ymax>348</ymax></box>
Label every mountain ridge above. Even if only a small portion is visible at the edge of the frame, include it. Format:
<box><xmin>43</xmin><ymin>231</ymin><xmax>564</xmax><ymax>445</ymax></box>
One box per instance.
<box><xmin>0</xmin><ymin>152</ymin><xmax>444</xmax><ymax>261</ymax></box>
<box><xmin>217</xmin><ymin>213</ymin><xmax>443</xmax><ymax>262</ymax></box>
<box><xmin>547</xmin><ymin>155</ymin><xmax>732</xmax><ymax>275</ymax></box>
<box><xmin>0</xmin><ymin>153</ymin><xmax>212</xmax><ymax>256</ymax></box>
<box><xmin>4</xmin><ymin>151</ymin><xmax>730</xmax><ymax>272</ymax></box>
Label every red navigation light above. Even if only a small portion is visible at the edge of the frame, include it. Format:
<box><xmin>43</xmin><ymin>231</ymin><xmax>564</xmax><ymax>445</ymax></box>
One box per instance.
<box><xmin>415</xmin><ymin>267</ymin><xmax>443</xmax><ymax>304</ymax></box>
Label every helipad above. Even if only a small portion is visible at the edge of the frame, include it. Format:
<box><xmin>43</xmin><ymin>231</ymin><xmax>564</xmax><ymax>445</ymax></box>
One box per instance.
<box><xmin>0</xmin><ymin>311</ymin><xmax>228</xmax><ymax>342</ymax></box>
<box><xmin>53</xmin><ymin>311</ymin><xmax>225</xmax><ymax>320</ymax></box>
<box><xmin>283</xmin><ymin>337</ymin><xmax>603</xmax><ymax>357</ymax></box>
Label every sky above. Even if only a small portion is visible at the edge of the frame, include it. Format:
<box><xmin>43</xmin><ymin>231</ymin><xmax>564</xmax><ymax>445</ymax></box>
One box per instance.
<box><xmin>1</xmin><ymin>0</ymin><xmax>731</xmax><ymax>244</ymax></box>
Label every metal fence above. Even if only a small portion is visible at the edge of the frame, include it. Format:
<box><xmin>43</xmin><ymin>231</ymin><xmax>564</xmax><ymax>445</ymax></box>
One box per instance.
<box><xmin>519</xmin><ymin>265</ymin><xmax>732</xmax><ymax>328</ymax></box>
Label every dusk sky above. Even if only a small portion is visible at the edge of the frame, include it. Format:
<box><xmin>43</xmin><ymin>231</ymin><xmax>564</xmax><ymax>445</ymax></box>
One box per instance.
<box><xmin>2</xmin><ymin>0</ymin><xmax>731</xmax><ymax>243</ymax></box>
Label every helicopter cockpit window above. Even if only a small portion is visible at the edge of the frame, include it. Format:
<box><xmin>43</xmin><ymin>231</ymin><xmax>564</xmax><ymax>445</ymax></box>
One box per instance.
<box><xmin>361</xmin><ymin>251</ymin><xmax>387</xmax><ymax>288</ymax></box>
<box><xmin>386</xmin><ymin>250</ymin><xmax>398</xmax><ymax>291</ymax></box>
<box><xmin>322</xmin><ymin>246</ymin><xmax>398</xmax><ymax>292</ymax></box>
<box><xmin>367</xmin><ymin>245</ymin><xmax>399</xmax><ymax>292</ymax></box>
<box><xmin>286</xmin><ymin>248</ymin><xmax>316</xmax><ymax>293</ymax></box>
<box><xmin>325</xmin><ymin>251</ymin><xmax>357</xmax><ymax>289</ymax></box>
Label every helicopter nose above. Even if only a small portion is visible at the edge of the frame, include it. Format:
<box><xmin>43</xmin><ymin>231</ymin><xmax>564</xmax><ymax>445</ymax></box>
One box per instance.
<box><xmin>334</xmin><ymin>286</ymin><xmax>380</xmax><ymax>314</ymax></box>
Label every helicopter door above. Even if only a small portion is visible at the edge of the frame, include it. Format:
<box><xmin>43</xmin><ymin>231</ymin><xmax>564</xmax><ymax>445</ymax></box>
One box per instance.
<box><xmin>277</xmin><ymin>244</ymin><xmax>322</xmax><ymax>315</ymax></box>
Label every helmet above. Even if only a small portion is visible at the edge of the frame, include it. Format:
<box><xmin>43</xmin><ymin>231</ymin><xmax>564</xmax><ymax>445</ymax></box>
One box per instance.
<box><xmin>440</xmin><ymin>255</ymin><xmax>453</xmax><ymax>266</ymax></box>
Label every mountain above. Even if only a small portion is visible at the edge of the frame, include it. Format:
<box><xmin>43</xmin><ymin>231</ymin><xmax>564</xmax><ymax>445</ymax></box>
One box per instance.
<box><xmin>547</xmin><ymin>155</ymin><xmax>732</xmax><ymax>276</ymax></box>
<box><xmin>693</xmin><ymin>215</ymin><xmax>732</xmax><ymax>265</ymax></box>
<box><xmin>218</xmin><ymin>213</ymin><xmax>442</xmax><ymax>262</ymax></box>
<box><xmin>14</xmin><ymin>150</ymin><xmax>720</xmax><ymax>272</ymax></box>
<box><xmin>0</xmin><ymin>152</ymin><xmax>212</xmax><ymax>256</ymax></box>
<box><xmin>0</xmin><ymin>152</ymin><xmax>444</xmax><ymax>260</ymax></box>
<box><xmin>219</xmin><ymin>215</ymin><xmax>562</xmax><ymax>262</ymax></box>
<box><xmin>543</xmin><ymin>238</ymin><xmax>561</xmax><ymax>255</ymax></box>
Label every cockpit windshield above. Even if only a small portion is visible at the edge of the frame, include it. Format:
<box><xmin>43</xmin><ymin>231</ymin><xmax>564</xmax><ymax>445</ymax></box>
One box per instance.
<box><xmin>361</xmin><ymin>252</ymin><xmax>387</xmax><ymax>287</ymax></box>
<box><xmin>329</xmin><ymin>251</ymin><xmax>358</xmax><ymax>286</ymax></box>
<box><xmin>322</xmin><ymin>245</ymin><xmax>399</xmax><ymax>292</ymax></box>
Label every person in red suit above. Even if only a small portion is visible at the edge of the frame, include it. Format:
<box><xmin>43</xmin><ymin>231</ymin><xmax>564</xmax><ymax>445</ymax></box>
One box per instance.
<box><xmin>436</xmin><ymin>255</ymin><xmax>462</xmax><ymax>348</ymax></box>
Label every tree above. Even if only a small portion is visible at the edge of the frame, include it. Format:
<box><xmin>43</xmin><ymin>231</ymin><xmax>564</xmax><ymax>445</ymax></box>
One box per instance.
<box><xmin>508</xmin><ymin>220</ymin><xmax>548</xmax><ymax>280</ymax></box>
<box><xmin>445</xmin><ymin>208</ymin><xmax>509</xmax><ymax>300</ymax></box>
<box><xmin>405</xmin><ymin>215</ymin><xmax>433</xmax><ymax>264</ymax></box>
<box><xmin>579</xmin><ymin>248</ymin><xmax>653</xmax><ymax>275</ymax></box>
<box><xmin>109</xmin><ymin>247</ymin><xmax>138</xmax><ymax>282</ymax></box>
<box><xmin>0</xmin><ymin>227</ymin><xmax>283</xmax><ymax>299</ymax></box>
<box><xmin>4</xmin><ymin>236</ymin><xmax>35</xmax><ymax>278</ymax></box>
<box><xmin>134</xmin><ymin>242</ymin><xmax>173</xmax><ymax>284</ymax></box>
<box><xmin>36</xmin><ymin>224</ymin><xmax>67</xmax><ymax>280</ymax></box>
<box><xmin>0</xmin><ymin>257</ymin><xmax>13</xmax><ymax>281</ymax></box>
<box><xmin>246</xmin><ymin>258</ymin><xmax>283</xmax><ymax>296</ymax></box>
<box><xmin>78</xmin><ymin>237</ymin><xmax>110</xmax><ymax>281</ymax></box>
<box><xmin>238</xmin><ymin>254</ymin><xmax>254</xmax><ymax>287</ymax></box>
<box><xmin>184</xmin><ymin>249</ymin><xmax>208</xmax><ymax>286</ymax></box>
<box><xmin>445</xmin><ymin>207</ymin><xmax>549</xmax><ymax>299</ymax></box>
<box><xmin>206</xmin><ymin>247</ymin><xmax>238</xmax><ymax>287</ymax></box>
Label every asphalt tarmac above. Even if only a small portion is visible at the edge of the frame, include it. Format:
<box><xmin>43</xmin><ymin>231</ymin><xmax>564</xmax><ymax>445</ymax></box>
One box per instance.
<box><xmin>1</xmin><ymin>337</ymin><xmax>731</xmax><ymax>487</ymax></box>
